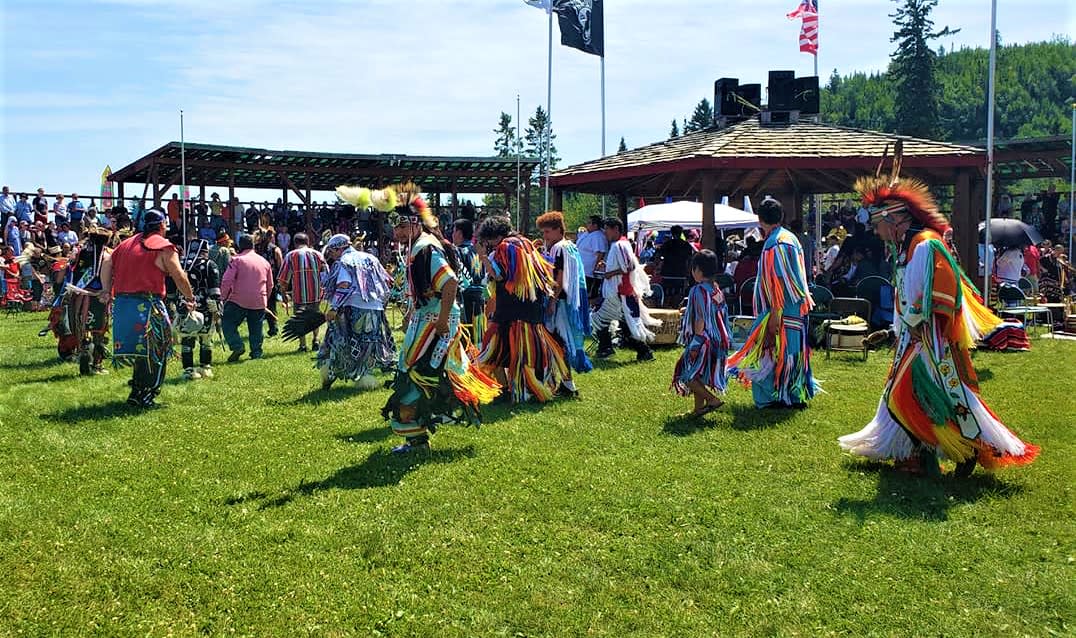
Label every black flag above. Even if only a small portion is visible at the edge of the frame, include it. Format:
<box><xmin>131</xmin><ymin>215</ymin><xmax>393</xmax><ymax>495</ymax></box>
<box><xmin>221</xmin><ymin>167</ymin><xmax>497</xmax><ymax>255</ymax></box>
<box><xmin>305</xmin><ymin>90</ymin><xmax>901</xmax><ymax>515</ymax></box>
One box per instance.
<box><xmin>553</xmin><ymin>0</ymin><xmax>604</xmax><ymax>57</ymax></box>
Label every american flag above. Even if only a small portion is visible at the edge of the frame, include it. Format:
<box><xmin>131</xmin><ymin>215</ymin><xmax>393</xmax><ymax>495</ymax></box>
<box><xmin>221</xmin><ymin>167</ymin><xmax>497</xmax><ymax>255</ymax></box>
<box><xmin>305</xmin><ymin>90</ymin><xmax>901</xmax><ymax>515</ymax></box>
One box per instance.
<box><xmin>787</xmin><ymin>0</ymin><xmax>819</xmax><ymax>56</ymax></box>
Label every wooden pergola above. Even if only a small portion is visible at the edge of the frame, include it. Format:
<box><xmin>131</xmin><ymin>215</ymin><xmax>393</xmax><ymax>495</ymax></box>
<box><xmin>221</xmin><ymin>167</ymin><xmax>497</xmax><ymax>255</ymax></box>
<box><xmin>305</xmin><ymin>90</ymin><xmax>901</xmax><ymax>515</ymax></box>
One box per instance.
<box><xmin>108</xmin><ymin>141</ymin><xmax>541</xmax><ymax>229</ymax></box>
<box><xmin>549</xmin><ymin>118</ymin><xmax>988</xmax><ymax>269</ymax></box>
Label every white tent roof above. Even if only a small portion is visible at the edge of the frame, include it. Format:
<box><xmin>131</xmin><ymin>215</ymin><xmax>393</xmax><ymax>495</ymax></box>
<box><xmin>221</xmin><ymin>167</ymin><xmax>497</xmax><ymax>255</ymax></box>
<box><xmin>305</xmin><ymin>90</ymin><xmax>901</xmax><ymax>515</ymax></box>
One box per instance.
<box><xmin>628</xmin><ymin>201</ymin><xmax>758</xmax><ymax>232</ymax></box>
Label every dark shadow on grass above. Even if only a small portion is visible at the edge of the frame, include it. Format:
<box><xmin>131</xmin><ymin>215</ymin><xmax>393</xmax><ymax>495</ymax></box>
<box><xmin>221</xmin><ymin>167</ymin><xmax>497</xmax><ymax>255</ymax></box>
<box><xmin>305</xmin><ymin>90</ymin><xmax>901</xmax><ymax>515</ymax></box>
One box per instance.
<box><xmin>16</xmin><ymin>371</ymin><xmax>80</xmax><ymax>385</ymax></box>
<box><xmin>0</xmin><ymin>356</ymin><xmax>68</xmax><ymax>371</ymax></box>
<box><xmin>974</xmin><ymin>367</ymin><xmax>994</xmax><ymax>382</ymax></box>
<box><xmin>335</xmin><ymin>426</ymin><xmax>392</xmax><ymax>444</ymax></box>
<box><xmin>477</xmin><ymin>397</ymin><xmax>553</xmax><ymax>424</ymax></box>
<box><xmin>286</xmin><ymin>384</ymin><xmax>376</xmax><ymax>405</ymax></box>
<box><xmin>727</xmin><ymin>402</ymin><xmax>799</xmax><ymax>431</ymax></box>
<box><xmin>833</xmin><ymin>459</ymin><xmax>1026</xmax><ymax>522</ymax></box>
<box><xmin>224</xmin><ymin>446</ymin><xmax>476</xmax><ymax>509</ymax></box>
<box><xmin>41</xmin><ymin>399</ymin><xmax>138</xmax><ymax>423</ymax></box>
<box><xmin>661</xmin><ymin>408</ymin><xmax>726</xmax><ymax>436</ymax></box>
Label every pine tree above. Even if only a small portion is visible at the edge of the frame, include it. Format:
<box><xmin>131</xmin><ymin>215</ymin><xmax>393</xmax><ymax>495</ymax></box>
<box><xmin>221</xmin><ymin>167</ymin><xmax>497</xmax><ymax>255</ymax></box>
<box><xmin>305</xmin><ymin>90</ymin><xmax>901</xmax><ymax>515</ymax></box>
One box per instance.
<box><xmin>888</xmin><ymin>0</ymin><xmax>958</xmax><ymax>139</ymax></box>
<box><xmin>493</xmin><ymin>112</ymin><xmax>516</xmax><ymax>158</ymax></box>
<box><xmin>617</xmin><ymin>137</ymin><xmax>627</xmax><ymax>153</ymax></box>
<box><xmin>524</xmin><ymin>105</ymin><xmax>559</xmax><ymax>183</ymax></box>
<box><xmin>683</xmin><ymin>98</ymin><xmax>714</xmax><ymax>133</ymax></box>
<box><xmin>669</xmin><ymin>119</ymin><xmax>680</xmax><ymax>138</ymax></box>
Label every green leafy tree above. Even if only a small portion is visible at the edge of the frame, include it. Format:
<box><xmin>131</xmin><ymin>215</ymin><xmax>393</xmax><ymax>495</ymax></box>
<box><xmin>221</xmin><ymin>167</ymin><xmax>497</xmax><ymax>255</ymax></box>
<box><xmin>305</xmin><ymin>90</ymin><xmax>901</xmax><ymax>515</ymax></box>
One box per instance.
<box><xmin>683</xmin><ymin>98</ymin><xmax>713</xmax><ymax>133</ymax></box>
<box><xmin>888</xmin><ymin>0</ymin><xmax>958</xmax><ymax>138</ymax></box>
<box><xmin>617</xmin><ymin>137</ymin><xmax>627</xmax><ymax>153</ymax></box>
<box><xmin>669</xmin><ymin>119</ymin><xmax>680</xmax><ymax>138</ymax></box>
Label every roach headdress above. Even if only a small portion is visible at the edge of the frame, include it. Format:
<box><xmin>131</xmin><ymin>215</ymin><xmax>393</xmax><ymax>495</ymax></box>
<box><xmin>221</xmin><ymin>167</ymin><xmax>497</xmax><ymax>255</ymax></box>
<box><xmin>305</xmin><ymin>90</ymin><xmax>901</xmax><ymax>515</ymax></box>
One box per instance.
<box><xmin>855</xmin><ymin>140</ymin><xmax>951</xmax><ymax>235</ymax></box>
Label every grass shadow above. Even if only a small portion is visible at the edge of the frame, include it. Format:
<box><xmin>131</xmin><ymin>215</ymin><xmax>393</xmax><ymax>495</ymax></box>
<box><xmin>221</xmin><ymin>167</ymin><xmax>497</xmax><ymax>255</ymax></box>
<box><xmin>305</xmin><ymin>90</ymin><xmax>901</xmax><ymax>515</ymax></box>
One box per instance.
<box><xmin>15</xmin><ymin>370</ymin><xmax>81</xmax><ymax>385</ymax></box>
<box><xmin>287</xmin><ymin>384</ymin><xmax>376</xmax><ymax>405</ymax></box>
<box><xmin>661</xmin><ymin>409</ymin><xmax>725</xmax><ymax>436</ymax></box>
<box><xmin>975</xmin><ymin>367</ymin><xmax>995</xmax><ymax>382</ymax></box>
<box><xmin>225</xmin><ymin>445</ymin><xmax>476</xmax><ymax>509</ymax></box>
<box><xmin>727</xmin><ymin>403</ymin><xmax>800</xmax><ymax>431</ymax></box>
<box><xmin>478</xmin><ymin>397</ymin><xmax>554</xmax><ymax>425</ymax></box>
<box><xmin>335</xmin><ymin>426</ymin><xmax>392</xmax><ymax>444</ymax></box>
<box><xmin>41</xmin><ymin>399</ymin><xmax>139</xmax><ymax>423</ymax></box>
<box><xmin>0</xmin><ymin>356</ymin><xmax>68</xmax><ymax>371</ymax></box>
<box><xmin>833</xmin><ymin>459</ymin><xmax>1026</xmax><ymax>522</ymax></box>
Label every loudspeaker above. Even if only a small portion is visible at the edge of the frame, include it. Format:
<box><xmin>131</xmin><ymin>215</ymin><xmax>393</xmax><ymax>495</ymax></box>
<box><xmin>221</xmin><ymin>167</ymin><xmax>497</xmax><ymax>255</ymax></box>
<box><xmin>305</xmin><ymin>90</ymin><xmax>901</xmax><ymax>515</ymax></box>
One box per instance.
<box><xmin>739</xmin><ymin>84</ymin><xmax>762</xmax><ymax>115</ymax></box>
<box><xmin>767</xmin><ymin>70</ymin><xmax>795</xmax><ymax>110</ymax></box>
<box><xmin>714</xmin><ymin>78</ymin><xmax>741</xmax><ymax>117</ymax></box>
<box><xmin>793</xmin><ymin>76</ymin><xmax>820</xmax><ymax>114</ymax></box>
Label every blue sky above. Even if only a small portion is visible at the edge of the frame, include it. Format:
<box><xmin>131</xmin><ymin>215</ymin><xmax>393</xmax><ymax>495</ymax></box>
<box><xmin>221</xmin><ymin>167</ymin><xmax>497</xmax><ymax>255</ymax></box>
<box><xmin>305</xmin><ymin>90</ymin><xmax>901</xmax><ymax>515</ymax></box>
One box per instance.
<box><xmin>1</xmin><ymin>0</ymin><xmax>1072</xmax><ymax>202</ymax></box>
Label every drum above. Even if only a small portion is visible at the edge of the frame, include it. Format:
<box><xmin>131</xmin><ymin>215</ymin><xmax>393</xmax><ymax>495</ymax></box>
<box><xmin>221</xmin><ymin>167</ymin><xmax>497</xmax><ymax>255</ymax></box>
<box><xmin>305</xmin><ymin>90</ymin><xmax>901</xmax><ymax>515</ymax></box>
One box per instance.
<box><xmin>648</xmin><ymin>308</ymin><xmax>681</xmax><ymax>345</ymax></box>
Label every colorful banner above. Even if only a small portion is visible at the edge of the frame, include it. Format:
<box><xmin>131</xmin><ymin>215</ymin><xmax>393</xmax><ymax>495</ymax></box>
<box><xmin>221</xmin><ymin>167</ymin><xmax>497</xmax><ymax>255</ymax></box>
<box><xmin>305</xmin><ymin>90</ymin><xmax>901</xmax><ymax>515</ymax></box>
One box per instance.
<box><xmin>100</xmin><ymin>165</ymin><xmax>113</xmax><ymax>210</ymax></box>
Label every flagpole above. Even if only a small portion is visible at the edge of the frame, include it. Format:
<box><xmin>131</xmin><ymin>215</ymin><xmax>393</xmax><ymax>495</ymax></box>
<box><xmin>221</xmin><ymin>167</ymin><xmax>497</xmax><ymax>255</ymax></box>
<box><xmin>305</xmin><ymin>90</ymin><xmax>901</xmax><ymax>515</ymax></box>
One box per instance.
<box><xmin>601</xmin><ymin>55</ymin><xmax>607</xmax><ymax>216</ymax></box>
<box><xmin>544</xmin><ymin>5</ymin><xmax>553</xmax><ymax>214</ymax></box>
<box><xmin>180</xmin><ymin>109</ymin><xmax>186</xmax><ymax>244</ymax></box>
<box><xmin>516</xmin><ymin>93</ymin><xmax>522</xmax><ymax>228</ymax></box>
<box><xmin>983</xmin><ymin>0</ymin><xmax>997</xmax><ymax>306</ymax></box>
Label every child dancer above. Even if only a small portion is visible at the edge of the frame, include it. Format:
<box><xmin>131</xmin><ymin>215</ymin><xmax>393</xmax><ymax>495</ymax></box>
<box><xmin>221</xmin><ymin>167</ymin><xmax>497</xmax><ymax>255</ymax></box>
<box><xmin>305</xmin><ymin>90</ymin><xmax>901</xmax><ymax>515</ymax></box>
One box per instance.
<box><xmin>673</xmin><ymin>249</ymin><xmax>733</xmax><ymax>417</ymax></box>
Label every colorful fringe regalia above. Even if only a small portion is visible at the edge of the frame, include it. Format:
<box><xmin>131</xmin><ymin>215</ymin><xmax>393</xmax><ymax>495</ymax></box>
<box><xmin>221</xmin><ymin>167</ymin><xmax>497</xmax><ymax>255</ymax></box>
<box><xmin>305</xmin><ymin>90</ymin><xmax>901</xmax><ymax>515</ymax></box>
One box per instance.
<box><xmin>455</xmin><ymin>240</ymin><xmax>488</xmax><ymax>347</ymax></box>
<box><xmin>544</xmin><ymin>238</ymin><xmax>592</xmax><ymax>373</ymax></box>
<box><xmin>838</xmin><ymin>229</ymin><xmax>1039</xmax><ymax>469</ymax></box>
<box><xmin>318</xmin><ymin>245</ymin><xmax>396</xmax><ymax>386</ymax></box>
<box><xmin>479</xmin><ymin>235</ymin><xmax>569</xmax><ymax>402</ymax></box>
<box><xmin>727</xmin><ymin>227</ymin><xmax>819</xmax><ymax>407</ymax></box>
<box><xmin>112</xmin><ymin>293</ymin><xmax>173</xmax><ymax>398</ymax></box>
<box><xmin>838</xmin><ymin>169</ymin><xmax>1038</xmax><ymax>471</ymax></box>
<box><xmin>673</xmin><ymin>281</ymin><xmax>732</xmax><ymax>396</ymax></box>
<box><xmin>382</xmin><ymin>233</ymin><xmax>500</xmax><ymax>439</ymax></box>
<box><xmin>68</xmin><ymin>247</ymin><xmax>112</xmax><ymax>375</ymax></box>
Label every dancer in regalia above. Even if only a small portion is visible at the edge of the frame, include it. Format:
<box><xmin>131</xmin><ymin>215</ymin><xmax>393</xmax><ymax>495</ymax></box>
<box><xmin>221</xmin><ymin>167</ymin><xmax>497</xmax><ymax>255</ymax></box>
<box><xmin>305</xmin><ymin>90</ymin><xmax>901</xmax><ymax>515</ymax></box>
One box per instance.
<box><xmin>536</xmin><ymin>211</ymin><xmax>592</xmax><ymax>396</ymax></box>
<box><xmin>838</xmin><ymin>148</ymin><xmax>1039</xmax><ymax>476</ymax></box>
<box><xmin>451</xmin><ymin>218</ymin><xmax>487</xmax><ymax>346</ymax></box>
<box><xmin>99</xmin><ymin>209</ymin><xmax>196</xmax><ymax>408</ymax></box>
<box><xmin>337</xmin><ymin>183</ymin><xmax>499</xmax><ymax>454</ymax></box>
<box><xmin>62</xmin><ymin>224</ymin><xmax>114</xmax><ymax>375</ymax></box>
<box><xmin>673</xmin><ymin>249</ymin><xmax>732</xmax><ymax>416</ymax></box>
<box><xmin>727</xmin><ymin>197</ymin><xmax>819</xmax><ymax>409</ymax></box>
<box><xmin>316</xmin><ymin>233</ymin><xmax>396</xmax><ymax>390</ymax></box>
<box><xmin>179</xmin><ymin>240</ymin><xmax>221</xmax><ymax>381</ymax></box>
<box><xmin>476</xmin><ymin>215</ymin><xmax>570</xmax><ymax>403</ymax></box>
<box><xmin>591</xmin><ymin>218</ymin><xmax>659</xmax><ymax>362</ymax></box>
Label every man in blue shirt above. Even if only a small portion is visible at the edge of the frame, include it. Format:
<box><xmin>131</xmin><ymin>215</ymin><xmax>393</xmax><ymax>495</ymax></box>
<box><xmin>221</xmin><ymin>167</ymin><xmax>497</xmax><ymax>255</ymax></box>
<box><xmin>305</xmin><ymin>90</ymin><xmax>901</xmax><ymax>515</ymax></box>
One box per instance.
<box><xmin>66</xmin><ymin>193</ymin><xmax>86</xmax><ymax>233</ymax></box>
<box><xmin>15</xmin><ymin>194</ymin><xmax>33</xmax><ymax>223</ymax></box>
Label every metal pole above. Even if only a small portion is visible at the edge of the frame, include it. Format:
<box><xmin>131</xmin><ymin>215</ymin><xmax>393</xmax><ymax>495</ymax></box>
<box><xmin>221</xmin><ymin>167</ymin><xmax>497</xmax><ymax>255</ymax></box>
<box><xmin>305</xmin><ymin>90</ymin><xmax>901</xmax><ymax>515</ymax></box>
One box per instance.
<box><xmin>516</xmin><ymin>93</ymin><xmax>521</xmax><ymax>228</ymax></box>
<box><xmin>180</xmin><ymin>109</ymin><xmax>186</xmax><ymax>243</ymax></box>
<box><xmin>982</xmin><ymin>0</ymin><xmax>997</xmax><ymax>306</ymax></box>
<box><xmin>544</xmin><ymin>7</ymin><xmax>552</xmax><ymax>213</ymax></box>
<box><xmin>1068</xmin><ymin>98</ymin><xmax>1074</xmax><ymax>260</ymax></box>
<box><xmin>601</xmin><ymin>55</ymin><xmax>607</xmax><ymax>216</ymax></box>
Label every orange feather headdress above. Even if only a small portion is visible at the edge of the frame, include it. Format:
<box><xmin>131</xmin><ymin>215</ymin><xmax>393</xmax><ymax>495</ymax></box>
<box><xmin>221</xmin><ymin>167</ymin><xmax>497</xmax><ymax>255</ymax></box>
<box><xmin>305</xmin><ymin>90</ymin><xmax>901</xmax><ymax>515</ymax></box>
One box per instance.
<box><xmin>855</xmin><ymin>140</ymin><xmax>951</xmax><ymax>235</ymax></box>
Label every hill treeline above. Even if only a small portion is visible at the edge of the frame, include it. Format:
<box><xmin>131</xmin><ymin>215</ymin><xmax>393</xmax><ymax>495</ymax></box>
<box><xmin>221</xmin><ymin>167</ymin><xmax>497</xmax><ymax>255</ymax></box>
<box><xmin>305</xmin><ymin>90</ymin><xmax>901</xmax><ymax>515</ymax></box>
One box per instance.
<box><xmin>821</xmin><ymin>38</ymin><xmax>1075</xmax><ymax>141</ymax></box>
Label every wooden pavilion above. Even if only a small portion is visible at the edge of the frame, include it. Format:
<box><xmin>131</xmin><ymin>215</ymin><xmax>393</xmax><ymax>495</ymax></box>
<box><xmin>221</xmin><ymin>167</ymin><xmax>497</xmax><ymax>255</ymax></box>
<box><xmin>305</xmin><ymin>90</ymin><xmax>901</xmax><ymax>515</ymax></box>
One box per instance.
<box><xmin>548</xmin><ymin>118</ymin><xmax>988</xmax><ymax>269</ymax></box>
<box><xmin>108</xmin><ymin>142</ymin><xmax>540</xmax><ymax>229</ymax></box>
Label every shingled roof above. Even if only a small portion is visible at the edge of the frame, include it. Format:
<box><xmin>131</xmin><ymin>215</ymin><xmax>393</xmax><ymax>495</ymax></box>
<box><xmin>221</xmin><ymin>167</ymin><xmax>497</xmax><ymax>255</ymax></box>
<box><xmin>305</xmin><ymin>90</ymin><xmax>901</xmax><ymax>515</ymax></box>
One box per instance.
<box><xmin>549</xmin><ymin>118</ymin><xmax>985</xmax><ymax>196</ymax></box>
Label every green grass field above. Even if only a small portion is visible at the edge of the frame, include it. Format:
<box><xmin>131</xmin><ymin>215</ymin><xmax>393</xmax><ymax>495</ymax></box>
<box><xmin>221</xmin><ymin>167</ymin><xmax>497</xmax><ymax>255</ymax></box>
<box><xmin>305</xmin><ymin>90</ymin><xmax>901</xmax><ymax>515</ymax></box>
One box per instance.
<box><xmin>0</xmin><ymin>310</ymin><xmax>1073</xmax><ymax>637</ymax></box>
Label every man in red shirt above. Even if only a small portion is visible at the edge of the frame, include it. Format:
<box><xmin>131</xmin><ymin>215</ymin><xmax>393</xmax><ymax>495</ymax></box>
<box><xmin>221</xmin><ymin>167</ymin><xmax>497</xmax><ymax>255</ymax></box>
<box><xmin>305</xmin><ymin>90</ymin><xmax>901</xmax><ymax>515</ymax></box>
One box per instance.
<box><xmin>1023</xmin><ymin>243</ymin><xmax>1041</xmax><ymax>288</ymax></box>
<box><xmin>99</xmin><ymin>209</ymin><xmax>195</xmax><ymax>408</ymax></box>
<box><xmin>220</xmin><ymin>233</ymin><xmax>274</xmax><ymax>362</ymax></box>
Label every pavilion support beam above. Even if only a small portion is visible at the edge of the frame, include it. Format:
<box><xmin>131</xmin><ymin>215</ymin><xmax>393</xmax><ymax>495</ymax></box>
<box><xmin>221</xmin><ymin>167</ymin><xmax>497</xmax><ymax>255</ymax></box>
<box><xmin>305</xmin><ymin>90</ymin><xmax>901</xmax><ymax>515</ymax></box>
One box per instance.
<box><xmin>616</xmin><ymin>193</ymin><xmax>628</xmax><ymax>232</ymax></box>
<box><xmin>451</xmin><ymin>181</ymin><xmax>459</xmax><ymax>223</ymax></box>
<box><xmin>700</xmin><ymin>172</ymin><xmax>716</xmax><ymax>251</ymax></box>
<box><xmin>279</xmin><ymin>171</ymin><xmax>308</xmax><ymax>206</ymax></box>
<box><xmin>199</xmin><ymin>183</ymin><xmax>206</xmax><ymax>207</ymax></box>
<box><xmin>551</xmin><ymin>188</ymin><xmax>564</xmax><ymax>213</ymax></box>
<box><xmin>522</xmin><ymin>181</ymin><xmax>532</xmax><ymax>233</ymax></box>
<box><xmin>951</xmin><ymin>169</ymin><xmax>977</xmax><ymax>273</ymax></box>
<box><xmin>116</xmin><ymin>182</ymin><xmax>125</xmax><ymax>208</ymax></box>
<box><xmin>150</xmin><ymin>161</ymin><xmax>161</xmax><ymax>207</ymax></box>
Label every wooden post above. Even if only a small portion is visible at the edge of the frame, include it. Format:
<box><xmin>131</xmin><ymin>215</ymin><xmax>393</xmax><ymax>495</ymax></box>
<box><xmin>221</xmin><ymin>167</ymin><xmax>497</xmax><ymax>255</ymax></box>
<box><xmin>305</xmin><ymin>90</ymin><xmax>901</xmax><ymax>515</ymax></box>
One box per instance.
<box><xmin>116</xmin><ymin>182</ymin><xmax>125</xmax><ymax>209</ymax></box>
<box><xmin>952</xmin><ymin>169</ymin><xmax>979</xmax><ymax>272</ymax></box>
<box><xmin>617</xmin><ymin>193</ymin><xmax>628</xmax><ymax>233</ymax></box>
<box><xmin>700</xmin><ymin>172</ymin><xmax>716</xmax><ymax>251</ymax></box>
<box><xmin>522</xmin><ymin>181</ymin><xmax>532</xmax><ymax>233</ymax></box>
<box><xmin>551</xmin><ymin>188</ymin><xmax>563</xmax><ymax>212</ymax></box>
<box><xmin>150</xmin><ymin>162</ymin><xmax>161</xmax><ymax>207</ymax></box>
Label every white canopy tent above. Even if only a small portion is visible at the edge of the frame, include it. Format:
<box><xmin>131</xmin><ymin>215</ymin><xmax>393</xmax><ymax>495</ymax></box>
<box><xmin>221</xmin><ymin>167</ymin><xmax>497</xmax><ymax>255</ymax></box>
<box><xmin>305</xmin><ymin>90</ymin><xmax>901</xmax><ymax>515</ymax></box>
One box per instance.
<box><xmin>628</xmin><ymin>200</ymin><xmax>758</xmax><ymax>233</ymax></box>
